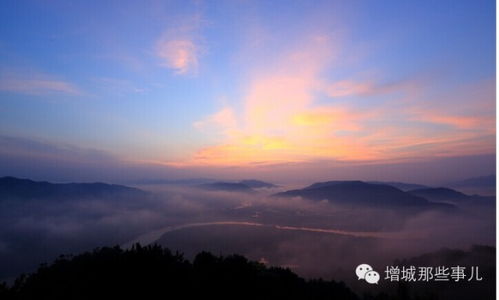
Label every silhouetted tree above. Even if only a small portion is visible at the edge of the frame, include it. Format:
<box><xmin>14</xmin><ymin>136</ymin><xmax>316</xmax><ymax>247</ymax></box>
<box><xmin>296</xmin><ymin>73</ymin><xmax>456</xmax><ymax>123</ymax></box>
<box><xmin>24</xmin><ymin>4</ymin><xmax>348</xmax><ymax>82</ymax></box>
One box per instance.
<box><xmin>3</xmin><ymin>244</ymin><xmax>482</xmax><ymax>300</ymax></box>
<box><xmin>2</xmin><ymin>244</ymin><xmax>359</xmax><ymax>300</ymax></box>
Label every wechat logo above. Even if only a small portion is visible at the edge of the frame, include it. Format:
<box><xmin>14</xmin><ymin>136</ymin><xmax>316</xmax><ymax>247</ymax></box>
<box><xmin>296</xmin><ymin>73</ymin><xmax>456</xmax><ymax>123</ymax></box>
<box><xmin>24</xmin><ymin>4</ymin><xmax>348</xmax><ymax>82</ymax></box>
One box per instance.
<box><xmin>356</xmin><ymin>264</ymin><xmax>380</xmax><ymax>284</ymax></box>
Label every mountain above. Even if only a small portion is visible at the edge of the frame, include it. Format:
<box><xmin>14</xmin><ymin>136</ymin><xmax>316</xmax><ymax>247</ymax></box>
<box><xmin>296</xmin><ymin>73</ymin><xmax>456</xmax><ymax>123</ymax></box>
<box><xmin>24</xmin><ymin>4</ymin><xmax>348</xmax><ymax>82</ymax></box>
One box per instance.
<box><xmin>367</xmin><ymin>181</ymin><xmax>429</xmax><ymax>191</ymax></box>
<box><xmin>238</xmin><ymin>179</ymin><xmax>277</xmax><ymax>188</ymax></box>
<box><xmin>447</xmin><ymin>174</ymin><xmax>495</xmax><ymax>188</ymax></box>
<box><xmin>134</xmin><ymin>178</ymin><xmax>217</xmax><ymax>185</ymax></box>
<box><xmin>197</xmin><ymin>180</ymin><xmax>277</xmax><ymax>192</ymax></box>
<box><xmin>445</xmin><ymin>174</ymin><xmax>496</xmax><ymax>196</ymax></box>
<box><xmin>0</xmin><ymin>176</ymin><xmax>146</xmax><ymax>201</ymax></box>
<box><xmin>0</xmin><ymin>244</ymin><xmax>359</xmax><ymax>300</ymax></box>
<box><xmin>133</xmin><ymin>178</ymin><xmax>277</xmax><ymax>188</ymax></box>
<box><xmin>407</xmin><ymin>187</ymin><xmax>469</xmax><ymax>202</ymax></box>
<box><xmin>197</xmin><ymin>182</ymin><xmax>255</xmax><ymax>192</ymax></box>
<box><xmin>408</xmin><ymin>187</ymin><xmax>495</xmax><ymax>204</ymax></box>
<box><xmin>273</xmin><ymin>181</ymin><xmax>453</xmax><ymax>209</ymax></box>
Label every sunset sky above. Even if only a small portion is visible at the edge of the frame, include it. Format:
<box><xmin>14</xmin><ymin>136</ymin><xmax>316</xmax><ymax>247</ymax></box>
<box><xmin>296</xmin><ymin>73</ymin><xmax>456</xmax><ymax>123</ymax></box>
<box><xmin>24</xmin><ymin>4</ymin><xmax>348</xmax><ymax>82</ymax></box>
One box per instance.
<box><xmin>0</xmin><ymin>0</ymin><xmax>495</xmax><ymax>183</ymax></box>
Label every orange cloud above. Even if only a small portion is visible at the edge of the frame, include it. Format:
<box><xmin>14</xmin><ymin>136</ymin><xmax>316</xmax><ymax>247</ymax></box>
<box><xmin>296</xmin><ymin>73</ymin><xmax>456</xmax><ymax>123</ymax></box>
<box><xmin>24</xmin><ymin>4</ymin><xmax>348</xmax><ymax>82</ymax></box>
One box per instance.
<box><xmin>172</xmin><ymin>34</ymin><xmax>494</xmax><ymax>167</ymax></box>
<box><xmin>183</xmin><ymin>35</ymin><xmax>374</xmax><ymax>165</ymax></box>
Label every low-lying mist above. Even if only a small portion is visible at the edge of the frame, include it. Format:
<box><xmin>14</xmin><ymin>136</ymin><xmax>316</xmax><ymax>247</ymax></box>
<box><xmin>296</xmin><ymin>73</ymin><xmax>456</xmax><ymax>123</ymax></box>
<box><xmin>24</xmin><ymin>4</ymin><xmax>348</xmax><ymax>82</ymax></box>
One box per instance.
<box><xmin>0</xmin><ymin>183</ymin><xmax>494</xmax><ymax>285</ymax></box>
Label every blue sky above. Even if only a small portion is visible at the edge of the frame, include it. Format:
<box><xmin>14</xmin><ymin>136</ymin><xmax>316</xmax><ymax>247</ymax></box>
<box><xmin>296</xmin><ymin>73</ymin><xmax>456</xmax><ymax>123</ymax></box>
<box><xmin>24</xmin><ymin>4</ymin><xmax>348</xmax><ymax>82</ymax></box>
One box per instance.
<box><xmin>0</xmin><ymin>0</ymin><xmax>495</xmax><ymax>182</ymax></box>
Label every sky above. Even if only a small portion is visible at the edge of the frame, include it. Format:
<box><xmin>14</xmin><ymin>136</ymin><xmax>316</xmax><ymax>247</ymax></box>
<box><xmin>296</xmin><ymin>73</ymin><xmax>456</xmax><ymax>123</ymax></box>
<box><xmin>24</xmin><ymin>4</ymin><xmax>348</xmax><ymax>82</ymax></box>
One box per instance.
<box><xmin>0</xmin><ymin>0</ymin><xmax>495</xmax><ymax>184</ymax></box>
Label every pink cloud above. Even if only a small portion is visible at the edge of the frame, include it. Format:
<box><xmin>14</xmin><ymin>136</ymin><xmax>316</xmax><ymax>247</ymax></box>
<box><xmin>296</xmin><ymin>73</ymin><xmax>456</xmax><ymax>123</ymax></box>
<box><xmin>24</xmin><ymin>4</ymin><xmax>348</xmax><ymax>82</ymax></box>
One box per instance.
<box><xmin>155</xmin><ymin>14</ymin><xmax>204</xmax><ymax>76</ymax></box>
<box><xmin>157</xmin><ymin>39</ymin><xmax>198</xmax><ymax>75</ymax></box>
<box><xmin>323</xmin><ymin>80</ymin><xmax>373</xmax><ymax>97</ymax></box>
<box><xmin>166</xmin><ymin>30</ymin><xmax>494</xmax><ymax>167</ymax></box>
<box><xmin>184</xmin><ymin>35</ymin><xmax>382</xmax><ymax>165</ymax></box>
<box><xmin>193</xmin><ymin>107</ymin><xmax>238</xmax><ymax>135</ymax></box>
<box><xmin>403</xmin><ymin>80</ymin><xmax>496</xmax><ymax>132</ymax></box>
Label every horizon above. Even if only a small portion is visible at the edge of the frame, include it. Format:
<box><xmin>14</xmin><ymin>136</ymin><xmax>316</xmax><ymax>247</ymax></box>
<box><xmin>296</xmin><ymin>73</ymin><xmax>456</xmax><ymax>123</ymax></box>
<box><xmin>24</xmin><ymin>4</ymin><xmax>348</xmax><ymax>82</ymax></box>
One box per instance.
<box><xmin>0</xmin><ymin>173</ymin><xmax>495</xmax><ymax>188</ymax></box>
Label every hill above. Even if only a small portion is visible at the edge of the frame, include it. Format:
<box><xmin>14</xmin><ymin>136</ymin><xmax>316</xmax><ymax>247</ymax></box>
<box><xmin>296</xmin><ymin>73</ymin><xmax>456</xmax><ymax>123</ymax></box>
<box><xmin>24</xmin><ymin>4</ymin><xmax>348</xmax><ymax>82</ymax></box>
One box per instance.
<box><xmin>133</xmin><ymin>178</ymin><xmax>217</xmax><ymax>185</ymax></box>
<box><xmin>273</xmin><ymin>181</ymin><xmax>448</xmax><ymax>208</ymax></box>
<box><xmin>0</xmin><ymin>176</ymin><xmax>146</xmax><ymax>201</ymax></box>
<box><xmin>367</xmin><ymin>181</ymin><xmax>429</xmax><ymax>191</ymax></box>
<box><xmin>238</xmin><ymin>179</ymin><xmax>277</xmax><ymax>188</ymax></box>
<box><xmin>197</xmin><ymin>182</ymin><xmax>255</xmax><ymax>192</ymax></box>
<box><xmin>408</xmin><ymin>187</ymin><xmax>495</xmax><ymax>204</ymax></box>
<box><xmin>447</xmin><ymin>174</ymin><xmax>495</xmax><ymax>188</ymax></box>
<box><xmin>445</xmin><ymin>175</ymin><xmax>496</xmax><ymax>196</ymax></box>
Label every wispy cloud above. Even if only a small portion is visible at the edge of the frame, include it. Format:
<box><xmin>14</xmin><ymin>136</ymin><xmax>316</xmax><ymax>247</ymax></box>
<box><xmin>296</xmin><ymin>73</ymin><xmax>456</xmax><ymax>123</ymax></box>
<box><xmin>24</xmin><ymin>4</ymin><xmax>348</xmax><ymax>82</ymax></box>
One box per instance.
<box><xmin>157</xmin><ymin>39</ymin><xmax>199</xmax><ymax>75</ymax></box>
<box><xmin>193</xmin><ymin>107</ymin><xmax>238</xmax><ymax>135</ymax></box>
<box><xmin>0</xmin><ymin>71</ymin><xmax>81</xmax><ymax>96</ymax></box>
<box><xmin>179</xmin><ymin>33</ymin><xmax>495</xmax><ymax>167</ymax></box>
<box><xmin>95</xmin><ymin>77</ymin><xmax>147</xmax><ymax>95</ymax></box>
<box><xmin>322</xmin><ymin>80</ymin><xmax>374</xmax><ymax>98</ymax></box>
<box><xmin>186</xmin><ymin>35</ymin><xmax>372</xmax><ymax>165</ymax></box>
<box><xmin>405</xmin><ymin>80</ymin><xmax>496</xmax><ymax>132</ymax></box>
<box><xmin>155</xmin><ymin>15</ymin><xmax>204</xmax><ymax>76</ymax></box>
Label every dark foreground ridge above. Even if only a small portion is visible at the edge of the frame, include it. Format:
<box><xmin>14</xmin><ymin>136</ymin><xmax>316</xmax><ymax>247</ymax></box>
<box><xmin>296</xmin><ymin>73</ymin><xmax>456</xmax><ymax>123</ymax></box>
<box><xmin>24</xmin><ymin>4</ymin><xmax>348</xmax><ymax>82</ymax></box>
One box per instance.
<box><xmin>0</xmin><ymin>244</ymin><xmax>494</xmax><ymax>300</ymax></box>
<box><xmin>0</xmin><ymin>244</ymin><xmax>358</xmax><ymax>300</ymax></box>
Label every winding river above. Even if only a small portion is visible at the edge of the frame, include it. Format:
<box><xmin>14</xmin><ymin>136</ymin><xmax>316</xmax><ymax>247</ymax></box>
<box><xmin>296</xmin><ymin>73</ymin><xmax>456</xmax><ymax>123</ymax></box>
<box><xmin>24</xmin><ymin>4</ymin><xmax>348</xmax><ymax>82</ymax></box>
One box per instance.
<box><xmin>122</xmin><ymin>221</ymin><xmax>415</xmax><ymax>248</ymax></box>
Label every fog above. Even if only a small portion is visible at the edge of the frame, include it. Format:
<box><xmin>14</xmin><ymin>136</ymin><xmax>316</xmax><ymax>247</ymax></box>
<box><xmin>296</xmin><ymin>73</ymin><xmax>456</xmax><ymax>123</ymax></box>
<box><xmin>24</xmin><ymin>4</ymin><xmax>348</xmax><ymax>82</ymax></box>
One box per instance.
<box><xmin>0</xmin><ymin>184</ymin><xmax>495</xmax><ymax>285</ymax></box>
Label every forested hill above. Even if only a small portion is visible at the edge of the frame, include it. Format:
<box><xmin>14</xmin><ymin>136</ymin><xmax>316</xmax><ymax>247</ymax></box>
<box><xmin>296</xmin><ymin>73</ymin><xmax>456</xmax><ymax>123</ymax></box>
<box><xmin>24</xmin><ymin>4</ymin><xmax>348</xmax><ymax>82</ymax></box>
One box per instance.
<box><xmin>0</xmin><ymin>244</ymin><xmax>359</xmax><ymax>300</ymax></box>
<box><xmin>2</xmin><ymin>244</ymin><xmax>488</xmax><ymax>300</ymax></box>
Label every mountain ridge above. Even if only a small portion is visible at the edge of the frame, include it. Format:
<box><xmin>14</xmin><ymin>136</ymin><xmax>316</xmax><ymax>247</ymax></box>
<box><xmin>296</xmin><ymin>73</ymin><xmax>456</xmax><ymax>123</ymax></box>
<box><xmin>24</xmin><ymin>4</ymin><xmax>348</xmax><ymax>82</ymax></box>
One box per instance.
<box><xmin>0</xmin><ymin>176</ymin><xmax>146</xmax><ymax>200</ymax></box>
<box><xmin>273</xmin><ymin>180</ymin><xmax>454</xmax><ymax>209</ymax></box>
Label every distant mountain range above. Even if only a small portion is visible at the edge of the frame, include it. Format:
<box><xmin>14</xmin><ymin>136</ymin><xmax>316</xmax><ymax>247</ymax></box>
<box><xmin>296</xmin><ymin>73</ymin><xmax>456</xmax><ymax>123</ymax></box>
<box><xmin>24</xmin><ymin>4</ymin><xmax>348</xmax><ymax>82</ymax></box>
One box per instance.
<box><xmin>197</xmin><ymin>182</ymin><xmax>255</xmax><ymax>192</ymax></box>
<box><xmin>238</xmin><ymin>180</ymin><xmax>277</xmax><ymax>188</ymax></box>
<box><xmin>134</xmin><ymin>178</ymin><xmax>217</xmax><ymax>185</ymax></box>
<box><xmin>273</xmin><ymin>181</ymin><xmax>435</xmax><ymax>207</ymax></box>
<box><xmin>367</xmin><ymin>181</ymin><xmax>429</xmax><ymax>191</ymax></box>
<box><xmin>135</xmin><ymin>175</ymin><xmax>495</xmax><ymax>195</ymax></box>
<box><xmin>197</xmin><ymin>180</ymin><xmax>277</xmax><ymax>192</ymax></box>
<box><xmin>272</xmin><ymin>180</ymin><xmax>493</xmax><ymax>209</ymax></box>
<box><xmin>447</xmin><ymin>174</ymin><xmax>495</xmax><ymax>188</ymax></box>
<box><xmin>408</xmin><ymin>187</ymin><xmax>468</xmax><ymax>201</ymax></box>
<box><xmin>0</xmin><ymin>176</ymin><xmax>146</xmax><ymax>201</ymax></box>
<box><xmin>367</xmin><ymin>176</ymin><xmax>496</xmax><ymax>195</ymax></box>
<box><xmin>135</xmin><ymin>178</ymin><xmax>278</xmax><ymax>189</ymax></box>
<box><xmin>407</xmin><ymin>187</ymin><xmax>495</xmax><ymax>204</ymax></box>
<box><xmin>1</xmin><ymin>176</ymin><xmax>492</xmax><ymax>208</ymax></box>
